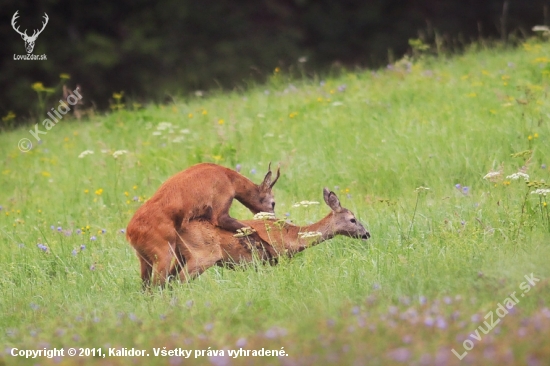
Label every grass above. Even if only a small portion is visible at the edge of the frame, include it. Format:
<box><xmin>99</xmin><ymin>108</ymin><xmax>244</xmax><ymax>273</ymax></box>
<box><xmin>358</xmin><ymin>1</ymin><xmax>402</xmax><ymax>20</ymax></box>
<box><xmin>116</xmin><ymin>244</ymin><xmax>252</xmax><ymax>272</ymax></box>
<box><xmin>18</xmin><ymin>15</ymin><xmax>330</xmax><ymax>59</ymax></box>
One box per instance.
<box><xmin>1</xmin><ymin>41</ymin><xmax>550</xmax><ymax>365</ymax></box>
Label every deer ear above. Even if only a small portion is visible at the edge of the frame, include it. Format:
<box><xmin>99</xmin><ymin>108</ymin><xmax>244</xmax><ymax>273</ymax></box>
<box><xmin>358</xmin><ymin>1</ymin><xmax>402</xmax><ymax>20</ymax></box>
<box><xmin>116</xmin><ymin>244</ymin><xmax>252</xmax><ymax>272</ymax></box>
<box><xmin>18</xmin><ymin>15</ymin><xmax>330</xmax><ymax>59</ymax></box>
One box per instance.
<box><xmin>323</xmin><ymin>188</ymin><xmax>342</xmax><ymax>212</ymax></box>
<box><xmin>261</xmin><ymin>170</ymin><xmax>273</xmax><ymax>191</ymax></box>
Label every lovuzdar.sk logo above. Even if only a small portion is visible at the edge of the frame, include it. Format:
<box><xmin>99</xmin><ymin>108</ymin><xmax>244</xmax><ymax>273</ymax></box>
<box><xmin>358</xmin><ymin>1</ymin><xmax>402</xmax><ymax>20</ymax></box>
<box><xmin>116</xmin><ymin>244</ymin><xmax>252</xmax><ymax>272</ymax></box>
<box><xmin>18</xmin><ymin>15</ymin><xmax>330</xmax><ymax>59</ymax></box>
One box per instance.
<box><xmin>12</xmin><ymin>10</ymin><xmax>48</xmax><ymax>61</ymax></box>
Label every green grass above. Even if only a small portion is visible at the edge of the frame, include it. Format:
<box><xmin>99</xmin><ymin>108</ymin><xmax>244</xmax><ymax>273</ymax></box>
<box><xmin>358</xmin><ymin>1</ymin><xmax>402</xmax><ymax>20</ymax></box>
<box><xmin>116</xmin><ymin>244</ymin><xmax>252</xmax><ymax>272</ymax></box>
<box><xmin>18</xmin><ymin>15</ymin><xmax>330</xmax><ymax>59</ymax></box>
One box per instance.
<box><xmin>1</xmin><ymin>41</ymin><xmax>550</xmax><ymax>365</ymax></box>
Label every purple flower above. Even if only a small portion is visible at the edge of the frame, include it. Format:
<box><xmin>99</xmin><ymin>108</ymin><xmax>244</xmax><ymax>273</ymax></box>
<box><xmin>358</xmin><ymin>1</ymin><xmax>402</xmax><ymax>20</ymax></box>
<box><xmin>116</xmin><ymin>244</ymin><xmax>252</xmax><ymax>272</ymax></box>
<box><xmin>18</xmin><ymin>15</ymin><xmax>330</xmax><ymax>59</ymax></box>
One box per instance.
<box><xmin>285</xmin><ymin>212</ymin><xmax>290</xmax><ymax>217</ymax></box>
<box><xmin>76</xmin><ymin>229</ymin><xmax>82</xmax><ymax>234</ymax></box>
<box><xmin>436</xmin><ymin>317</ymin><xmax>447</xmax><ymax>329</ymax></box>
<box><xmin>133</xmin><ymin>196</ymin><xmax>139</xmax><ymax>201</ymax></box>
<box><xmin>337</xmin><ymin>84</ymin><xmax>347</xmax><ymax>92</ymax></box>
<box><xmin>462</xmin><ymin>186</ymin><xmax>470</xmax><ymax>195</ymax></box>
<box><xmin>90</xmin><ymin>264</ymin><xmax>96</xmax><ymax>271</ymax></box>
<box><xmin>119</xmin><ymin>229</ymin><xmax>125</xmax><ymax>234</ymax></box>
<box><xmin>37</xmin><ymin>244</ymin><xmax>48</xmax><ymax>252</ymax></box>
<box><xmin>419</xmin><ymin>295</ymin><xmax>427</xmax><ymax>305</ymax></box>
<box><xmin>80</xmin><ymin>244</ymin><xmax>86</xmax><ymax>250</ymax></box>
<box><xmin>542</xmin><ymin>164</ymin><xmax>547</xmax><ymax>169</ymax></box>
<box><xmin>72</xmin><ymin>249</ymin><xmax>78</xmax><ymax>256</ymax></box>
<box><xmin>250</xmin><ymin>168</ymin><xmax>256</xmax><ymax>175</ymax></box>
<box><xmin>204</xmin><ymin>323</ymin><xmax>214</xmax><ymax>332</ymax></box>
<box><xmin>235</xmin><ymin>338</ymin><xmax>247</xmax><ymax>348</ymax></box>
<box><xmin>50</xmin><ymin>225</ymin><xmax>55</xmax><ymax>230</ymax></box>
<box><xmin>30</xmin><ymin>303</ymin><xmax>39</xmax><ymax>310</ymax></box>
<box><xmin>424</xmin><ymin>317</ymin><xmax>434</xmax><ymax>327</ymax></box>
<box><xmin>101</xmin><ymin>229</ymin><xmax>106</xmax><ymax>234</ymax></box>
<box><xmin>90</xmin><ymin>236</ymin><xmax>97</xmax><ymax>241</ymax></box>
<box><xmin>235</xmin><ymin>164</ymin><xmax>242</xmax><ymax>172</ymax></box>
<box><xmin>57</xmin><ymin>226</ymin><xmax>62</xmax><ymax>232</ymax></box>
<box><xmin>455</xmin><ymin>184</ymin><xmax>461</xmax><ymax>190</ymax></box>
<box><xmin>387</xmin><ymin>347</ymin><xmax>411</xmax><ymax>362</ymax></box>
<box><xmin>0</xmin><ymin>206</ymin><xmax>3</xmax><ymax>211</ymax></box>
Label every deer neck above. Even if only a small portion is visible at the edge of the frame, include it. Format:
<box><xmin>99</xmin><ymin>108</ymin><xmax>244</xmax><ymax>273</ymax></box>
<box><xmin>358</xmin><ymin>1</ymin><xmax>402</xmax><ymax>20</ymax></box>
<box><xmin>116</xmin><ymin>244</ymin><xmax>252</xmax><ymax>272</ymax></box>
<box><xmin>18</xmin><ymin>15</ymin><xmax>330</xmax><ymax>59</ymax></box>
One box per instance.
<box><xmin>302</xmin><ymin>213</ymin><xmax>337</xmax><ymax>241</ymax></box>
<box><xmin>227</xmin><ymin>169</ymin><xmax>259</xmax><ymax>205</ymax></box>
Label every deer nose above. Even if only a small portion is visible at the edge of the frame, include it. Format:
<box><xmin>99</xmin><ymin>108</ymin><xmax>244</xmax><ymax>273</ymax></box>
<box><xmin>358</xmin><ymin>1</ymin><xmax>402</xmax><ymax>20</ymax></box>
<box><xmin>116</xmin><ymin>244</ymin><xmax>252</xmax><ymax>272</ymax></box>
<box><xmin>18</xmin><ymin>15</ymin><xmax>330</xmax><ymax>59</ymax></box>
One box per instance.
<box><xmin>361</xmin><ymin>231</ymin><xmax>371</xmax><ymax>240</ymax></box>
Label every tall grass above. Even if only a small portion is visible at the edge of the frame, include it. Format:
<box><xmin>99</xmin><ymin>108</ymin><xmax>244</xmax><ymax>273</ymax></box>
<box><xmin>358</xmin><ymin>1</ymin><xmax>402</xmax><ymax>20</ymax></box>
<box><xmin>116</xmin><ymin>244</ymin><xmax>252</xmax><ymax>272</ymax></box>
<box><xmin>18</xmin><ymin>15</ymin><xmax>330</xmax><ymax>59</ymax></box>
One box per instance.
<box><xmin>1</xmin><ymin>40</ymin><xmax>549</xmax><ymax>365</ymax></box>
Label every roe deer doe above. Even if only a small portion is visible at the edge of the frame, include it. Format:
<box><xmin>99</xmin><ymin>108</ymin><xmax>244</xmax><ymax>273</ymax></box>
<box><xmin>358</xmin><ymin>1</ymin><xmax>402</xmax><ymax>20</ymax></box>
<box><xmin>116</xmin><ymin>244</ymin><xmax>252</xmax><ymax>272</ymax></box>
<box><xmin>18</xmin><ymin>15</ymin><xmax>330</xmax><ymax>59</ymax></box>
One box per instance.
<box><xmin>126</xmin><ymin>163</ymin><xmax>280</xmax><ymax>287</ymax></box>
<box><xmin>171</xmin><ymin>188</ymin><xmax>370</xmax><ymax>282</ymax></box>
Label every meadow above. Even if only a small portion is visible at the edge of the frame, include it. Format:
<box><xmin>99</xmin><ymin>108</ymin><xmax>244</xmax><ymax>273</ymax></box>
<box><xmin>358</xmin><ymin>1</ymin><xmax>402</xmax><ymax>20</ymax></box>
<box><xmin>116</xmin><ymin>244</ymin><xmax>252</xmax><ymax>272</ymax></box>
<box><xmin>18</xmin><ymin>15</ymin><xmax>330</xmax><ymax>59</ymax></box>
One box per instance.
<box><xmin>1</xmin><ymin>40</ymin><xmax>550</xmax><ymax>365</ymax></box>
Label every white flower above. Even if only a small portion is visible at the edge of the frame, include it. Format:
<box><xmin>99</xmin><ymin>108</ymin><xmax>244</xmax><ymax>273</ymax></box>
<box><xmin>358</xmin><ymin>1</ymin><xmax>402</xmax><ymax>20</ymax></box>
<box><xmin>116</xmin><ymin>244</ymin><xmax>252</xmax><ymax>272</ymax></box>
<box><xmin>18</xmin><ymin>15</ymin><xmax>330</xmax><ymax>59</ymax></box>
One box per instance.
<box><xmin>532</xmin><ymin>25</ymin><xmax>550</xmax><ymax>32</ymax></box>
<box><xmin>157</xmin><ymin>122</ymin><xmax>173</xmax><ymax>130</ymax></box>
<box><xmin>483</xmin><ymin>171</ymin><xmax>501</xmax><ymax>180</ymax></box>
<box><xmin>293</xmin><ymin>200</ymin><xmax>320</xmax><ymax>208</ymax></box>
<box><xmin>172</xmin><ymin>136</ymin><xmax>185</xmax><ymax>143</ymax></box>
<box><xmin>78</xmin><ymin>150</ymin><xmax>94</xmax><ymax>158</ymax></box>
<box><xmin>180</xmin><ymin>129</ymin><xmax>190</xmax><ymax>134</ymax></box>
<box><xmin>253</xmin><ymin>212</ymin><xmax>276</xmax><ymax>220</ymax></box>
<box><xmin>531</xmin><ymin>189</ymin><xmax>550</xmax><ymax>196</ymax></box>
<box><xmin>233</xmin><ymin>227</ymin><xmax>256</xmax><ymax>237</ymax></box>
<box><xmin>415</xmin><ymin>186</ymin><xmax>430</xmax><ymax>192</ymax></box>
<box><xmin>112</xmin><ymin>150</ymin><xmax>128</xmax><ymax>159</ymax></box>
<box><xmin>506</xmin><ymin>172</ymin><xmax>529</xmax><ymax>181</ymax></box>
<box><xmin>152</xmin><ymin>131</ymin><xmax>162</xmax><ymax>136</ymax></box>
<box><xmin>298</xmin><ymin>231</ymin><xmax>322</xmax><ymax>239</ymax></box>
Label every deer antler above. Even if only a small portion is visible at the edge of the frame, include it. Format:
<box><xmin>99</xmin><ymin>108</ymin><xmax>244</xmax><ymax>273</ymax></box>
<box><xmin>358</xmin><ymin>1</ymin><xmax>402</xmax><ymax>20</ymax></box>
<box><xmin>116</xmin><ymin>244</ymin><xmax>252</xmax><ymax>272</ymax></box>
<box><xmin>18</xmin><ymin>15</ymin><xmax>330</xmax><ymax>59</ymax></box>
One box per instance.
<box><xmin>30</xmin><ymin>13</ymin><xmax>49</xmax><ymax>39</ymax></box>
<box><xmin>11</xmin><ymin>11</ymin><xmax>28</xmax><ymax>38</ymax></box>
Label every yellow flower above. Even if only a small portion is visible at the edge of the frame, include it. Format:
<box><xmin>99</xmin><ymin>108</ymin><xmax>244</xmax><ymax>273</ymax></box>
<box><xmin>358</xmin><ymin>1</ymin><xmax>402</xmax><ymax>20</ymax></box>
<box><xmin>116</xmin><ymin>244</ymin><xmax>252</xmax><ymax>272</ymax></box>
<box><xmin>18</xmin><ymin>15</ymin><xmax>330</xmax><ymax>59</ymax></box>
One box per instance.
<box><xmin>2</xmin><ymin>111</ymin><xmax>16</xmax><ymax>122</ymax></box>
<box><xmin>113</xmin><ymin>92</ymin><xmax>124</xmax><ymax>100</ymax></box>
<box><xmin>218</xmin><ymin>119</ymin><xmax>224</xmax><ymax>125</ymax></box>
<box><xmin>467</xmin><ymin>92</ymin><xmax>477</xmax><ymax>98</ymax></box>
<box><xmin>289</xmin><ymin>112</ymin><xmax>298</xmax><ymax>118</ymax></box>
<box><xmin>32</xmin><ymin>82</ymin><xmax>45</xmax><ymax>92</ymax></box>
<box><xmin>202</xmin><ymin>110</ymin><xmax>208</xmax><ymax>115</ymax></box>
<box><xmin>38</xmin><ymin>209</ymin><xmax>42</xmax><ymax>213</ymax></box>
<box><xmin>188</xmin><ymin>113</ymin><xmax>193</xmax><ymax>118</ymax></box>
<box><xmin>528</xmin><ymin>135</ymin><xmax>533</xmax><ymax>141</ymax></box>
<box><xmin>317</xmin><ymin>97</ymin><xmax>323</xmax><ymax>102</ymax></box>
<box><xmin>95</xmin><ymin>188</ymin><xmax>103</xmax><ymax>195</ymax></box>
<box><xmin>133</xmin><ymin>185</ymin><xmax>138</xmax><ymax>190</ymax></box>
<box><xmin>64</xmin><ymin>137</ymin><xmax>69</xmax><ymax>142</ymax></box>
<box><xmin>544</xmin><ymin>202</ymin><xmax>548</xmax><ymax>207</ymax></box>
<box><xmin>84</xmin><ymin>189</ymin><xmax>89</xmax><ymax>194</ymax></box>
<box><xmin>330</xmin><ymin>89</ymin><xmax>335</xmax><ymax>94</ymax></box>
<box><xmin>59</xmin><ymin>73</ymin><xmax>71</xmax><ymax>80</ymax></box>
<box><xmin>534</xmin><ymin>133</ymin><xmax>539</xmax><ymax>138</ymax></box>
<box><xmin>274</xmin><ymin>67</ymin><xmax>280</xmax><ymax>73</ymax></box>
<box><xmin>41</xmin><ymin>171</ymin><xmax>51</xmax><ymax>177</ymax></box>
<box><xmin>124</xmin><ymin>191</ymin><xmax>129</xmax><ymax>196</ymax></box>
<box><xmin>212</xmin><ymin>155</ymin><xmax>222</xmax><ymax>161</ymax></box>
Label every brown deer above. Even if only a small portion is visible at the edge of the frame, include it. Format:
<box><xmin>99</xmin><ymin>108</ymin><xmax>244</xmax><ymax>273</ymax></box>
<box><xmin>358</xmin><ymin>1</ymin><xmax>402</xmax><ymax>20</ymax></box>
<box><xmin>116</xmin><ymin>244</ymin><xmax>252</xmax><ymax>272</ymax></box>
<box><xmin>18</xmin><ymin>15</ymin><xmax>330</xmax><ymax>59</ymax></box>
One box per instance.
<box><xmin>171</xmin><ymin>188</ymin><xmax>370</xmax><ymax>282</ymax></box>
<box><xmin>126</xmin><ymin>163</ymin><xmax>280</xmax><ymax>287</ymax></box>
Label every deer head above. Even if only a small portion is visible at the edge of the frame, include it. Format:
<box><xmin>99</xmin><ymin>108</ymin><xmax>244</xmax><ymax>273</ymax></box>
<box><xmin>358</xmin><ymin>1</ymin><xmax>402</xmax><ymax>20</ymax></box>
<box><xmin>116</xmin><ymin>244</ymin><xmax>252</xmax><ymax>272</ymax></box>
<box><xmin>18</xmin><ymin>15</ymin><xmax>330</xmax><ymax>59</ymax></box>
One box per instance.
<box><xmin>254</xmin><ymin>162</ymin><xmax>280</xmax><ymax>214</ymax></box>
<box><xmin>323</xmin><ymin>187</ymin><xmax>370</xmax><ymax>240</ymax></box>
<box><xmin>12</xmin><ymin>11</ymin><xmax>49</xmax><ymax>54</ymax></box>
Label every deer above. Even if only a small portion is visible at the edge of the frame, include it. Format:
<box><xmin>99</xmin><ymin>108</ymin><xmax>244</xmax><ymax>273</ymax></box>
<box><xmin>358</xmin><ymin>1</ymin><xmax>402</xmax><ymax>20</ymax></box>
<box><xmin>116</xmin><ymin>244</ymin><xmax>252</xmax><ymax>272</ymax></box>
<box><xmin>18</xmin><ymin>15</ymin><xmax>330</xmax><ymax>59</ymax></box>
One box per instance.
<box><xmin>126</xmin><ymin>163</ymin><xmax>280</xmax><ymax>287</ymax></box>
<box><xmin>11</xmin><ymin>11</ymin><xmax>49</xmax><ymax>54</ymax></box>
<box><xmin>170</xmin><ymin>188</ymin><xmax>370</xmax><ymax>282</ymax></box>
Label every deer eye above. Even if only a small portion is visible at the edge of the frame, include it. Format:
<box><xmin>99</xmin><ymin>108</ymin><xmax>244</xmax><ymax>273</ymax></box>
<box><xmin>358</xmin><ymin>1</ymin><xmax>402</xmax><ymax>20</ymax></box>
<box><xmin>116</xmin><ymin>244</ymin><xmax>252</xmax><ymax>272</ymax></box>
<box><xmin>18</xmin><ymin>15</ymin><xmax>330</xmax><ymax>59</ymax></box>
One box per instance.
<box><xmin>350</xmin><ymin>218</ymin><xmax>356</xmax><ymax>224</ymax></box>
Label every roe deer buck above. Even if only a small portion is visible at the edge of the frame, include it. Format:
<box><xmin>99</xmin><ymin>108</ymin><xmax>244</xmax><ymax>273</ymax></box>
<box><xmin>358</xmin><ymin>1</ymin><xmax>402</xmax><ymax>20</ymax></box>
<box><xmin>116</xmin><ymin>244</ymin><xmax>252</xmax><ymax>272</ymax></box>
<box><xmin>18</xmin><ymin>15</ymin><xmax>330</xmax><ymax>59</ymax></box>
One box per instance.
<box><xmin>126</xmin><ymin>163</ymin><xmax>280</xmax><ymax>287</ymax></box>
<box><xmin>171</xmin><ymin>188</ymin><xmax>370</xmax><ymax>282</ymax></box>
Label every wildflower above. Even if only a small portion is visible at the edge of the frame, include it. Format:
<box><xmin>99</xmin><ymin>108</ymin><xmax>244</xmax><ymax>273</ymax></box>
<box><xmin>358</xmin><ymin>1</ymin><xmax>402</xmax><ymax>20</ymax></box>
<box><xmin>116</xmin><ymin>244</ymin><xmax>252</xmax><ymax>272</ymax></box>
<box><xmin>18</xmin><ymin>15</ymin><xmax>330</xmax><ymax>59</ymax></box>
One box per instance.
<box><xmin>337</xmin><ymin>84</ymin><xmax>347</xmax><ymax>92</ymax></box>
<box><xmin>84</xmin><ymin>189</ymin><xmax>89</xmax><ymax>194</ymax></box>
<box><xmin>235</xmin><ymin>338</ymin><xmax>247</xmax><ymax>348</ymax></box>
<box><xmin>528</xmin><ymin>135</ymin><xmax>533</xmax><ymax>140</ymax></box>
<box><xmin>76</xmin><ymin>229</ymin><xmax>81</xmax><ymax>235</ymax></box>
<box><xmin>534</xmin><ymin>133</ymin><xmax>539</xmax><ymax>138</ymax></box>
<box><xmin>32</xmin><ymin>82</ymin><xmax>45</xmax><ymax>92</ymax></box>
<box><xmin>233</xmin><ymin>227</ymin><xmax>256</xmax><ymax>237</ymax></box>
<box><xmin>218</xmin><ymin>119</ymin><xmax>224</xmax><ymax>125</ymax></box>
<box><xmin>188</xmin><ymin>113</ymin><xmax>193</xmax><ymax>118</ymax></box>
<box><xmin>80</xmin><ymin>244</ymin><xmax>86</xmax><ymax>250</ymax></box>
<box><xmin>78</xmin><ymin>150</ymin><xmax>94</xmax><ymax>158</ymax></box>
<box><xmin>90</xmin><ymin>236</ymin><xmax>97</xmax><ymax>241</ymax></box>
<box><xmin>90</xmin><ymin>264</ymin><xmax>96</xmax><ymax>271</ymax></box>
<box><xmin>274</xmin><ymin>67</ymin><xmax>280</xmax><ymax>73</ymax></box>
<box><xmin>50</xmin><ymin>225</ymin><xmax>55</xmax><ymax>230</ymax></box>
<box><xmin>462</xmin><ymin>186</ymin><xmax>470</xmax><ymax>195</ymax></box>
<box><xmin>542</xmin><ymin>164</ymin><xmax>547</xmax><ymax>169</ymax></box>
<box><xmin>506</xmin><ymin>172</ymin><xmax>529</xmax><ymax>181</ymax></box>
<box><xmin>59</xmin><ymin>73</ymin><xmax>70</xmax><ymax>80</ymax></box>
<box><xmin>292</xmin><ymin>200</ymin><xmax>320</xmax><ymax>207</ymax></box>
<box><xmin>57</xmin><ymin>226</ymin><xmax>62</xmax><ymax>232</ymax></box>
<box><xmin>95</xmin><ymin>188</ymin><xmax>103</xmax><ymax>195</ymax></box>
<box><xmin>483</xmin><ymin>171</ymin><xmax>501</xmax><ymax>180</ymax></box>
<box><xmin>531</xmin><ymin>189</ymin><xmax>550</xmax><ymax>196</ymax></box>
<box><xmin>201</xmin><ymin>110</ymin><xmax>207</xmax><ymax>115</ymax></box>
<box><xmin>415</xmin><ymin>186</ymin><xmax>430</xmax><ymax>193</ymax></box>
<box><xmin>72</xmin><ymin>249</ymin><xmax>78</xmax><ymax>256</ymax></box>
<box><xmin>37</xmin><ymin>244</ymin><xmax>48</xmax><ymax>252</ymax></box>
<box><xmin>112</xmin><ymin>150</ymin><xmax>128</xmax><ymax>159</ymax></box>
<box><xmin>101</xmin><ymin>229</ymin><xmax>106</xmax><ymax>234</ymax></box>
<box><xmin>298</xmin><ymin>231</ymin><xmax>322</xmax><ymax>239</ymax></box>
<box><xmin>133</xmin><ymin>196</ymin><xmax>139</xmax><ymax>201</ymax></box>
<box><xmin>30</xmin><ymin>303</ymin><xmax>39</xmax><ymax>310</ymax></box>
<box><xmin>119</xmin><ymin>229</ymin><xmax>125</xmax><ymax>234</ymax></box>
<box><xmin>253</xmin><ymin>212</ymin><xmax>276</xmax><ymax>220</ymax></box>
<box><xmin>250</xmin><ymin>168</ymin><xmax>256</xmax><ymax>175</ymax></box>
<box><xmin>387</xmin><ymin>348</ymin><xmax>411</xmax><ymax>363</ymax></box>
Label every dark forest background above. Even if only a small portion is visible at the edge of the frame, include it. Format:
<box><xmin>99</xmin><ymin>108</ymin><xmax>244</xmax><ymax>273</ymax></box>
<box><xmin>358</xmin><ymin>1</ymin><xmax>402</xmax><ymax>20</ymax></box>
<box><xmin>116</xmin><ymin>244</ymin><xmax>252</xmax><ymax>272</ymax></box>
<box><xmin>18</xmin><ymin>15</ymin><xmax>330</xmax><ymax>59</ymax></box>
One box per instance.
<box><xmin>0</xmin><ymin>0</ymin><xmax>547</xmax><ymax>123</ymax></box>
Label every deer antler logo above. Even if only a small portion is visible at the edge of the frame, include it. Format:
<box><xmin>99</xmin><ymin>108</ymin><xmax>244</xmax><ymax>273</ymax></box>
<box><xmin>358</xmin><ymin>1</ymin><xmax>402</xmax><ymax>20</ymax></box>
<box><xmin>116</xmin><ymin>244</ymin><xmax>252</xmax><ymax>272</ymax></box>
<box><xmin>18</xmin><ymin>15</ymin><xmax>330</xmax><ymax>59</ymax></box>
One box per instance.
<box><xmin>11</xmin><ymin>11</ymin><xmax>49</xmax><ymax>54</ymax></box>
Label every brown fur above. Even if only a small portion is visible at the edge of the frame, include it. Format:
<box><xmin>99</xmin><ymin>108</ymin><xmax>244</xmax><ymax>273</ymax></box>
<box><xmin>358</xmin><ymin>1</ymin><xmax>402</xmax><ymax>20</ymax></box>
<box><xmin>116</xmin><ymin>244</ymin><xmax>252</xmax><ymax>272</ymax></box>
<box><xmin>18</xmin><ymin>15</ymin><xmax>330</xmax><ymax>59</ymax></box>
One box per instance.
<box><xmin>171</xmin><ymin>188</ymin><xmax>370</xmax><ymax>282</ymax></box>
<box><xmin>126</xmin><ymin>163</ymin><xmax>280</xmax><ymax>287</ymax></box>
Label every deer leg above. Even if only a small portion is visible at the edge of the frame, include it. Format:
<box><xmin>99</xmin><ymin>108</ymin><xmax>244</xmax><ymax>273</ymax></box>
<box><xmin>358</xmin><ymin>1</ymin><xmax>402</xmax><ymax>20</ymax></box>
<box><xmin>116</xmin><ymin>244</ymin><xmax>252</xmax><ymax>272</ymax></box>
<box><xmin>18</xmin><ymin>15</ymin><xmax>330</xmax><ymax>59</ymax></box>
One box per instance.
<box><xmin>216</xmin><ymin>212</ymin><xmax>248</xmax><ymax>232</ymax></box>
<box><xmin>138</xmin><ymin>255</ymin><xmax>153</xmax><ymax>289</ymax></box>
